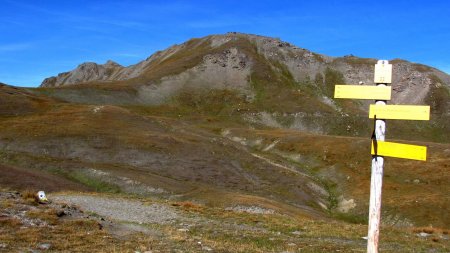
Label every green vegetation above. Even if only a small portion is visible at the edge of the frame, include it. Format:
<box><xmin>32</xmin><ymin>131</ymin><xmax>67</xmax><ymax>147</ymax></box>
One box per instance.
<box><xmin>414</xmin><ymin>63</ymin><xmax>433</xmax><ymax>72</ymax></box>
<box><xmin>323</xmin><ymin>67</ymin><xmax>344</xmax><ymax>98</ymax></box>
<box><xmin>68</xmin><ymin>172</ymin><xmax>121</xmax><ymax>193</ymax></box>
<box><xmin>174</xmin><ymin>89</ymin><xmax>249</xmax><ymax>116</ymax></box>
<box><xmin>342</xmin><ymin>57</ymin><xmax>377</xmax><ymax>66</ymax></box>
<box><xmin>426</xmin><ymin>74</ymin><xmax>450</xmax><ymax>114</ymax></box>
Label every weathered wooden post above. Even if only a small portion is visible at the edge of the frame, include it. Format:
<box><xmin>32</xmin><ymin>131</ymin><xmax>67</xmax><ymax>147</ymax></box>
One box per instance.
<box><xmin>334</xmin><ymin>60</ymin><xmax>430</xmax><ymax>253</ymax></box>
<box><xmin>367</xmin><ymin>60</ymin><xmax>390</xmax><ymax>253</ymax></box>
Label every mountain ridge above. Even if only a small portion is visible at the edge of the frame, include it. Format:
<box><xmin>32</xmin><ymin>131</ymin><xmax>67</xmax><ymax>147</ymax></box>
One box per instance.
<box><xmin>40</xmin><ymin>32</ymin><xmax>450</xmax><ymax>108</ymax></box>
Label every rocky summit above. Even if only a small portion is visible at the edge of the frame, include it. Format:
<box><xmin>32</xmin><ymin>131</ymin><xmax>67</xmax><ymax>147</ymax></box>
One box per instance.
<box><xmin>1</xmin><ymin>33</ymin><xmax>449</xmax><ymax>252</ymax></box>
<box><xmin>40</xmin><ymin>33</ymin><xmax>450</xmax><ymax>107</ymax></box>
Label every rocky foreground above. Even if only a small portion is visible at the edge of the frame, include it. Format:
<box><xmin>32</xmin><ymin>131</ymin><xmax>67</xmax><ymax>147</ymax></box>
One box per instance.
<box><xmin>0</xmin><ymin>190</ymin><xmax>448</xmax><ymax>252</ymax></box>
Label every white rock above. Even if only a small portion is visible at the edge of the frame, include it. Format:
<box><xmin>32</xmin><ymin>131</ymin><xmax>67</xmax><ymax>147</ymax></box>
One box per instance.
<box><xmin>417</xmin><ymin>232</ymin><xmax>430</xmax><ymax>237</ymax></box>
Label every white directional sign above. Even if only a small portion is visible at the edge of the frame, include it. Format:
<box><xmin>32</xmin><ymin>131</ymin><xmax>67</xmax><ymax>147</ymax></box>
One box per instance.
<box><xmin>374</xmin><ymin>61</ymin><xmax>392</xmax><ymax>83</ymax></box>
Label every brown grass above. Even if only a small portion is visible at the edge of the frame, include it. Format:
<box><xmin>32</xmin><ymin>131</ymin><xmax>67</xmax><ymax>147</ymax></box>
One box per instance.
<box><xmin>26</xmin><ymin>208</ymin><xmax>59</xmax><ymax>225</ymax></box>
<box><xmin>225</xmin><ymin>128</ymin><xmax>450</xmax><ymax>228</ymax></box>
<box><xmin>172</xmin><ymin>201</ymin><xmax>205</xmax><ymax>212</ymax></box>
<box><xmin>21</xmin><ymin>190</ymin><xmax>39</xmax><ymax>205</ymax></box>
<box><xmin>0</xmin><ymin>164</ymin><xmax>89</xmax><ymax>192</ymax></box>
<box><xmin>0</xmin><ymin>217</ymin><xmax>22</xmax><ymax>227</ymax></box>
<box><xmin>411</xmin><ymin>227</ymin><xmax>450</xmax><ymax>235</ymax></box>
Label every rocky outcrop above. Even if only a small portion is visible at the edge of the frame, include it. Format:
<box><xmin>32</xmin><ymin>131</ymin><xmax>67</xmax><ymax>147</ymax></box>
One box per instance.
<box><xmin>41</xmin><ymin>60</ymin><xmax>125</xmax><ymax>87</ymax></box>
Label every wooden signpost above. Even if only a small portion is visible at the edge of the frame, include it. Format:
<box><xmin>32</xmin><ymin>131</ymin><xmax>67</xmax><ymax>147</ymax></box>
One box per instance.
<box><xmin>334</xmin><ymin>60</ymin><xmax>430</xmax><ymax>253</ymax></box>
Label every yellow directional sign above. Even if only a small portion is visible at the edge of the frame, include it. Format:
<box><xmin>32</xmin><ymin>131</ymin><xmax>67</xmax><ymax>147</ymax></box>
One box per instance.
<box><xmin>334</xmin><ymin>85</ymin><xmax>391</xmax><ymax>100</ymax></box>
<box><xmin>371</xmin><ymin>141</ymin><xmax>427</xmax><ymax>161</ymax></box>
<box><xmin>369</xmin><ymin>104</ymin><xmax>430</xmax><ymax>120</ymax></box>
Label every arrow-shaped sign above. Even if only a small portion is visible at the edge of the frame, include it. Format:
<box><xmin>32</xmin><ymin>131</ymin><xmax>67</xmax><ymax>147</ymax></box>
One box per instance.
<box><xmin>369</xmin><ymin>104</ymin><xmax>430</xmax><ymax>120</ymax></box>
<box><xmin>334</xmin><ymin>85</ymin><xmax>391</xmax><ymax>100</ymax></box>
<box><xmin>371</xmin><ymin>141</ymin><xmax>427</xmax><ymax>161</ymax></box>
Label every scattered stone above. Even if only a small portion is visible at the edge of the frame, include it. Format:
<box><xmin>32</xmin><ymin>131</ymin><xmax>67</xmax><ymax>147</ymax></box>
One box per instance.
<box><xmin>0</xmin><ymin>243</ymin><xmax>7</xmax><ymax>248</ymax></box>
<box><xmin>418</xmin><ymin>232</ymin><xmax>430</xmax><ymax>237</ymax></box>
<box><xmin>202</xmin><ymin>245</ymin><xmax>213</xmax><ymax>251</ymax></box>
<box><xmin>413</xmin><ymin>179</ymin><xmax>420</xmax><ymax>184</ymax></box>
<box><xmin>38</xmin><ymin>243</ymin><xmax>51</xmax><ymax>250</ymax></box>
<box><xmin>178</xmin><ymin>228</ymin><xmax>189</xmax><ymax>232</ymax></box>
<box><xmin>56</xmin><ymin>209</ymin><xmax>66</xmax><ymax>217</ymax></box>
<box><xmin>225</xmin><ymin>205</ymin><xmax>275</xmax><ymax>215</ymax></box>
<box><xmin>287</xmin><ymin>243</ymin><xmax>296</xmax><ymax>246</ymax></box>
<box><xmin>336</xmin><ymin>197</ymin><xmax>356</xmax><ymax>213</ymax></box>
<box><xmin>291</xmin><ymin>231</ymin><xmax>302</xmax><ymax>235</ymax></box>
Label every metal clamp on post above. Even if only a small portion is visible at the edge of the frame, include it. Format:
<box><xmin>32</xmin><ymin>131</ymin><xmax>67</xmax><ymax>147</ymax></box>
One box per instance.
<box><xmin>371</xmin><ymin>115</ymin><xmax>378</xmax><ymax>160</ymax></box>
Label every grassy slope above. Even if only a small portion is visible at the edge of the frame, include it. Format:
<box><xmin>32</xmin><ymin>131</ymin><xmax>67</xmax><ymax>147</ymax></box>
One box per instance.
<box><xmin>1</xmin><ymin>94</ymin><xmax>448</xmax><ymax>228</ymax></box>
<box><xmin>0</xmin><ymin>102</ymin><xmax>326</xmax><ymax>218</ymax></box>
<box><xmin>223</xmin><ymin>128</ymin><xmax>450</xmax><ymax>228</ymax></box>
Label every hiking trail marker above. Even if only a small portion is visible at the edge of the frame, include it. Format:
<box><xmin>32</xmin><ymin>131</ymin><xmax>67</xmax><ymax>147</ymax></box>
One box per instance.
<box><xmin>334</xmin><ymin>85</ymin><xmax>391</xmax><ymax>100</ymax></box>
<box><xmin>369</xmin><ymin>104</ymin><xmax>430</xmax><ymax>121</ymax></box>
<box><xmin>334</xmin><ymin>60</ymin><xmax>430</xmax><ymax>253</ymax></box>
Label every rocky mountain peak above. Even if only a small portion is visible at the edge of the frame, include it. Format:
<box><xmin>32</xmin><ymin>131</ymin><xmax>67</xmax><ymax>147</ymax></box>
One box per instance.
<box><xmin>39</xmin><ymin>33</ymin><xmax>450</xmax><ymax>115</ymax></box>
<box><xmin>41</xmin><ymin>60</ymin><xmax>125</xmax><ymax>87</ymax></box>
<box><xmin>105</xmin><ymin>60</ymin><xmax>122</xmax><ymax>67</ymax></box>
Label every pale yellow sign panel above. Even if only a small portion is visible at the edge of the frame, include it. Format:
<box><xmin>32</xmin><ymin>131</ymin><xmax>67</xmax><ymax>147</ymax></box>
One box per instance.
<box><xmin>374</xmin><ymin>62</ymin><xmax>392</xmax><ymax>83</ymax></box>
<box><xmin>369</xmin><ymin>104</ymin><xmax>430</xmax><ymax>120</ymax></box>
<box><xmin>371</xmin><ymin>141</ymin><xmax>427</xmax><ymax>161</ymax></box>
<box><xmin>334</xmin><ymin>85</ymin><xmax>391</xmax><ymax>100</ymax></box>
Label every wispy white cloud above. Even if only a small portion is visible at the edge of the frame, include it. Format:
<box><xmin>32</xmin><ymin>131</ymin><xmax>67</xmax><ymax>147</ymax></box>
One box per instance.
<box><xmin>186</xmin><ymin>19</ymin><xmax>251</xmax><ymax>29</ymax></box>
<box><xmin>113</xmin><ymin>53</ymin><xmax>143</xmax><ymax>58</ymax></box>
<box><xmin>0</xmin><ymin>43</ymin><xmax>32</xmax><ymax>52</ymax></box>
<box><xmin>5</xmin><ymin>1</ymin><xmax>149</xmax><ymax>31</ymax></box>
<box><xmin>185</xmin><ymin>13</ymin><xmax>319</xmax><ymax>29</ymax></box>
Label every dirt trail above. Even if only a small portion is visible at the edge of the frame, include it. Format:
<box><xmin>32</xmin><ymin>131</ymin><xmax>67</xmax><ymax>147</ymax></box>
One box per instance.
<box><xmin>51</xmin><ymin>194</ymin><xmax>184</xmax><ymax>225</ymax></box>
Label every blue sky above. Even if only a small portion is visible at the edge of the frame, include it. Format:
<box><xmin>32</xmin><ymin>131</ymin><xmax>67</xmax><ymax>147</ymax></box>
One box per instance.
<box><xmin>1</xmin><ymin>0</ymin><xmax>449</xmax><ymax>87</ymax></box>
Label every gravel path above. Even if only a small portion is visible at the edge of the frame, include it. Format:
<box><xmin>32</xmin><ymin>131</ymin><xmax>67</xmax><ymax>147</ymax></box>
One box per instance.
<box><xmin>52</xmin><ymin>195</ymin><xmax>180</xmax><ymax>225</ymax></box>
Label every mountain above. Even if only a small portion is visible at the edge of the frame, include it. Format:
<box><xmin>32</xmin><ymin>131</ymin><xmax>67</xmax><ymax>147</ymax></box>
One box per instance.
<box><xmin>41</xmin><ymin>60</ymin><xmax>125</xmax><ymax>87</ymax></box>
<box><xmin>37</xmin><ymin>32</ymin><xmax>450</xmax><ymax>142</ymax></box>
<box><xmin>1</xmin><ymin>33</ymin><xmax>449</xmax><ymax>239</ymax></box>
<box><xmin>40</xmin><ymin>33</ymin><xmax>450</xmax><ymax>106</ymax></box>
